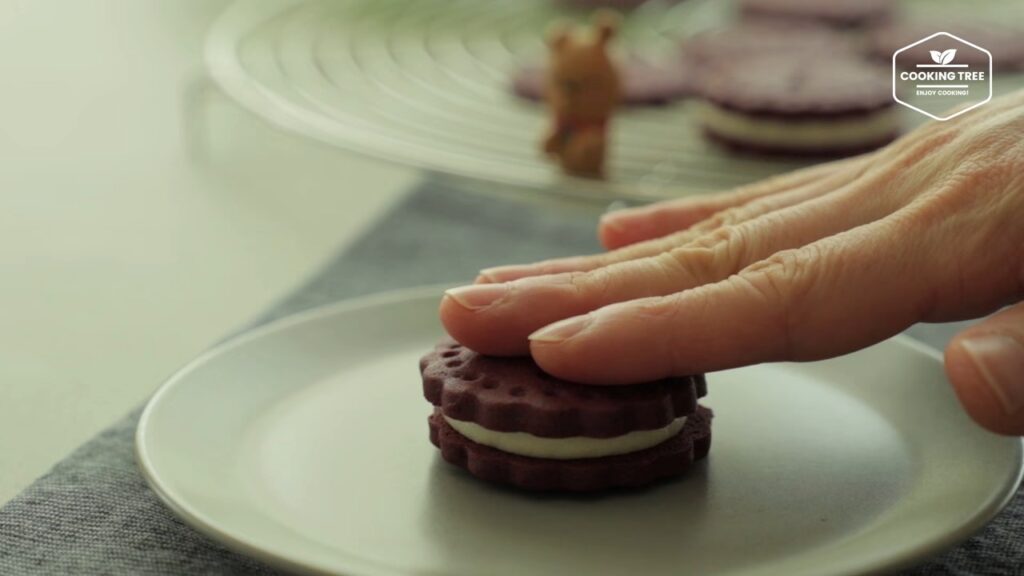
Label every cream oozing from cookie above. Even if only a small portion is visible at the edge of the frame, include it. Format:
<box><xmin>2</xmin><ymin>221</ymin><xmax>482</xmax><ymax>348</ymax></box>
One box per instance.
<box><xmin>696</xmin><ymin>101</ymin><xmax>900</xmax><ymax>149</ymax></box>
<box><xmin>443</xmin><ymin>415</ymin><xmax>687</xmax><ymax>460</ymax></box>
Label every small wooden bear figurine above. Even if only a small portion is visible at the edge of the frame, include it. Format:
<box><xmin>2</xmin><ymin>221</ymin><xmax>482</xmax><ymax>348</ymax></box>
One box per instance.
<box><xmin>542</xmin><ymin>13</ymin><xmax>621</xmax><ymax>179</ymax></box>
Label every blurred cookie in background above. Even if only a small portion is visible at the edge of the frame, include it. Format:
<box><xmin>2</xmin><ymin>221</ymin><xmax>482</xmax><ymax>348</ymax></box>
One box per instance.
<box><xmin>512</xmin><ymin>59</ymin><xmax>695</xmax><ymax>106</ymax></box>
<box><xmin>738</xmin><ymin>0</ymin><xmax>895</xmax><ymax>31</ymax></box>
<box><xmin>695</xmin><ymin>54</ymin><xmax>899</xmax><ymax>156</ymax></box>
<box><xmin>682</xmin><ymin>22</ymin><xmax>856</xmax><ymax>64</ymax></box>
<box><xmin>556</xmin><ymin>0</ymin><xmax>682</xmax><ymax>10</ymax></box>
<box><xmin>871</xmin><ymin>21</ymin><xmax>1024</xmax><ymax>71</ymax></box>
<box><xmin>681</xmin><ymin>22</ymin><xmax>858</xmax><ymax>87</ymax></box>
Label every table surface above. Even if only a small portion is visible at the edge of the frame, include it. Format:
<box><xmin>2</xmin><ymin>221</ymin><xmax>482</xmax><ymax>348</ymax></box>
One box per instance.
<box><xmin>2</xmin><ymin>5</ymin><xmax>1021</xmax><ymax>573</ymax></box>
<box><xmin>2</xmin><ymin>179</ymin><xmax>1017</xmax><ymax>575</ymax></box>
<box><xmin>0</xmin><ymin>0</ymin><xmax>415</xmax><ymax>504</ymax></box>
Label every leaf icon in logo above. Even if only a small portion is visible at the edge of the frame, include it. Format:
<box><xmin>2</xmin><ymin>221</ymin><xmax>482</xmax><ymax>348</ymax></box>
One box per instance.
<box><xmin>930</xmin><ymin>49</ymin><xmax>957</xmax><ymax>65</ymax></box>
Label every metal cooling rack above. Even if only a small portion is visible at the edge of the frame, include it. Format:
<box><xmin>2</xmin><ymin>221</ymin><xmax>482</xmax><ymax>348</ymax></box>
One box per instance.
<box><xmin>206</xmin><ymin>0</ymin><xmax>1024</xmax><ymax>200</ymax></box>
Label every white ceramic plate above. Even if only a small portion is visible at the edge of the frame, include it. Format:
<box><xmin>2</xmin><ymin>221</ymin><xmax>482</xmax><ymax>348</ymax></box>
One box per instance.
<box><xmin>137</xmin><ymin>285</ymin><xmax>1022</xmax><ymax>576</ymax></box>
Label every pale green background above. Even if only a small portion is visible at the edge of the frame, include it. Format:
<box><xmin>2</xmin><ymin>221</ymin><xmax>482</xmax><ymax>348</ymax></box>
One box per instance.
<box><xmin>0</xmin><ymin>1</ymin><xmax>414</xmax><ymax>504</ymax></box>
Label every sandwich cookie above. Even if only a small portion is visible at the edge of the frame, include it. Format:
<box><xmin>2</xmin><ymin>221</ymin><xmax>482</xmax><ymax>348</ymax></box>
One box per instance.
<box><xmin>696</xmin><ymin>54</ymin><xmax>899</xmax><ymax>156</ymax></box>
<box><xmin>421</xmin><ymin>338</ymin><xmax>711</xmax><ymax>492</ymax></box>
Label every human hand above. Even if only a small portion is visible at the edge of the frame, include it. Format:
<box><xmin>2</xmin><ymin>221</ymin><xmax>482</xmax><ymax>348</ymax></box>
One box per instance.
<box><xmin>440</xmin><ymin>90</ymin><xmax>1024</xmax><ymax>435</ymax></box>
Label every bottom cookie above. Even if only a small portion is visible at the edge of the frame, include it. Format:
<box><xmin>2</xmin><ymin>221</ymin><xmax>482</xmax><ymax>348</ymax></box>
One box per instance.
<box><xmin>429</xmin><ymin>405</ymin><xmax>712</xmax><ymax>492</ymax></box>
<box><xmin>703</xmin><ymin>127</ymin><xmax>899</xmax><ymax>158</ymax></box>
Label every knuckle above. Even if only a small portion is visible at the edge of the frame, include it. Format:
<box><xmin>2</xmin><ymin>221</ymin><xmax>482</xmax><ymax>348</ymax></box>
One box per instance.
<box><xmin>533</xmin><ymin>261</ymin><xmax>564</xmax><ymax>275</ymax></box>
<box><xmin>573</xmin><ymin>267</ymin><xmax>618</xmax><ymax>302</ymax></box>
<box><xmin>741</xmin><ymin>246</ymin><xmax>824</xmax><ymax>358</ymax></box>
<box><xmin>700</xmin><ymin>225</ymin><xmax>754</xmax><ymax>269</ymax></box>
<box><xmin>690</xmin><ymin>213</ymin><xmax>726</xmax><ymax>233</ymax></box>
<box><xmin>606</xmin><ymin>234</ymin><xmax>676</xmax><ymax>263</ymax></box>
<box><xmin>661</xmin><ymin>225</ymin><xmax>751</xmax><ymax>284</ymax></box>
<box><xmin>658</xmin><ymin>246</ymin><xmax>715</xmax><ymax>285</ymax></box>
<box><xmin>691</xmin><ymin>206</ymin><xmax>744</xmax><ymax>234</ymax></box>
<box><xmin>735</xmin><ymin>196</ymin><xmax>775</xmax><ymax>217</ymax></box>
<box><xmin>712</xmin><ymin>206</ymin><xmax>746</xmax><ymax>227</ymax></box>
<box><xmin>607</xmin><ymin>290</ymin><xmax>705</xmax><ymax>374</ymax></box>
<box><xmin>885</xmin><ymin>124</ymin><xmax>958</xmax><ymax>171</ymax></box>
<box><xmin>902</xmin><ymin>152</ymin><xmax>1022</xmax><ymax>228</ymax></box>
<box><xmin>749</xmin><ymin>245</ymin><xmax>822</xmax><ymax>291</ymax></box>
<box><xmin>859</xmin><ymin>126</ymin><xmax>968</xmax><ymax>209</ymax></box>
<box><xmin>524</xmin><ymin>257</ymin><xmax>579</xmax><ymax>277</ymax></box>
<box><xmin>631</xmin><ymin>294</ymin><xmax>678</xmax><ymax>318</ymax></box>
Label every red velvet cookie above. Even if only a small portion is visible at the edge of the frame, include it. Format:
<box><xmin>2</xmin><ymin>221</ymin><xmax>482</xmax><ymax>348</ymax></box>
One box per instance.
<box><xmin>738</xmin><ymin>0</ymin><xmax>894</xmax><ymax>30</ymax></box>
<box><xmin>681</xmin><ymin>23</ymin><xmax>855</xmax><ymax>80</ymax></box>
<box><xmin>555</xmin><ymin>0</ymin><xmax>683</xmax><ymax>10</ymax></box>
<box><xmin>421</xmin><ymin>338</ymin><xmax>711</xmax><ymax>491</ymax></box>
<box><xmin>429</xmin><ymin>406</ymin><xmax>712</xmax><ymax>492</ymax></box>
<box><xmin>511</xmin><ymin>59</ymin><xmax>695</xmax><ymax>106</ymax></box>
<box><xmin>680</xmin><ymin>23</ymin><xmax>858</xmax><ymax>100</ymax></box>
<box><xmin>695</xmin><ymin>54</ymin><xmax>899</xmax><ymax>156</ymax></box>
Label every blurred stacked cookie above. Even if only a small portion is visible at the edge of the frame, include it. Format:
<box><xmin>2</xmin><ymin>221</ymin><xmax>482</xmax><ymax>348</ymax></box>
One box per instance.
<box><xmin>683</xmin><ymin>16</ymin><xmax>899</xmax><ymax>156</ymax></box>
<box><xmin>512</xmin><ymin>0</ymin><xmax>1024</xmax><ymax>157</ymax></box>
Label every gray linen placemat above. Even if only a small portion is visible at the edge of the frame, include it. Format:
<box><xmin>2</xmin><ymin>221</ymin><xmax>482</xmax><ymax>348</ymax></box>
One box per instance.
<box><xmin>1</xmin><ymin>180</ymin><xmax>1021</xmax><ymax>575</ymax></box>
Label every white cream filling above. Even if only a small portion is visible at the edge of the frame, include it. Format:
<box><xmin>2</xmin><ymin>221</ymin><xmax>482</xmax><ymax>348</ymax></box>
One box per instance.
<box><xmin>444</xmin><ymin>415</ymin><xmax>687</xmax><ymax>460</ymax></box>
<box><xmin>695</xmin><ymin>101</ymin><xmax>900</xmax><ymax>149</ymax></box>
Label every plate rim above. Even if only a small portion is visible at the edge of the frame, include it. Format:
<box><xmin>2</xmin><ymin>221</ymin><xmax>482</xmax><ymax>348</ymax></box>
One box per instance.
<box><xmin>136</xmin><ymin>283</ymin><xmax>1024</xmax><ymax>576</ymax></box>
<box><xmin>137</xmin><ymin>285</ymin><xmax>459</xmax><ymax>575</ymax></box>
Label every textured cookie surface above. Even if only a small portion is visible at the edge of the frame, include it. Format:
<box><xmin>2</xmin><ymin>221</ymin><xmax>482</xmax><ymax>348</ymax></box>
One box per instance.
<box><xmin>738</xmin><ymin>0</ymin><xmax>894</xmax><ymax>29</ymax></box>
<box><xmin>556</xmin><ymin>0</ymin><xmax>683</xmax><ymax>9</ymax></box>
<box><xmin>421</xmin><ymin>338</ymin><xmax>706</xmax><ymax>438</ymax></box>
<box><xmin>511</xmin><ymin>60</ymin><xmax>694</xmax><ymax>106</ymax></box>
<box><xmin>682</xmin><ymin>23</ymin><xmax>853</xmax><ymax>77</ymax></box>
<box><xmin>699</xmin><ymin>54</ymin><xmax>892</xmax><ymax>118</ymax></box>
<box><xmin>430</xmin><ymin>405</ymin><xmax>713</xmax><ymax>492</ymax></box>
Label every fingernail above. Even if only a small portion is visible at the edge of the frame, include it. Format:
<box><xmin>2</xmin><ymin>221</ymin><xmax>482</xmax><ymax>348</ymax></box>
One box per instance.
<box><xmin>961</xmin><ymin>334</ymin><xmax>1024</xmax><ymax>415</ymax></box>
<box><xmin>529</xmin><ymin>315</ymin><xmax>591</xmax><ymax>343</ymax></box>
<box><xmin>599</xmin><ymin>212</ymin><xmax>627</xmax><ymax>234</ymax></box>
<box><xmin>478</xmin><ymin>264</ymin><xmax>532</xmax><ymax>283</ymax></box>
<box><xmin>604</xmin><ymin>200</ymin><xmax>629</xmax><ymax>214</ymax></box>
<box><xmin>444</xmin><ymin>284</ymin><xmax>509</xmax><ymax>311</ymax></box>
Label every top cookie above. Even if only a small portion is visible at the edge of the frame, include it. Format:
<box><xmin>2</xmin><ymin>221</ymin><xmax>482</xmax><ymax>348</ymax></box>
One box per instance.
<box><xmin>421</xmin><ymin>338</ymin><xmax>706</xmax><ymax>439</ymax></box>
<box><xmin>699</xmin><ymin>54</ymin><xmax>892</xmax><ymax>118</ymax></box>
<box><xmin>556</xmin><ymin>0</ymin><xmax>683</xmax><ymax>9</ymax></box>
<box><xmin>681</xmin><ymin>23</ymin><xmax>855</xmax><ymax>81</ymax></box>
<box><xmin>512</xmin><ymin>59</ymin><xmax>694</xmax><ymax>106</ymax></box>
<box><xmin>738</xmin><ymin>0</ymin><xmax>894</xmax><ymax>30</ymax></box>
